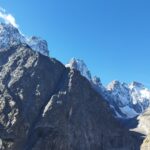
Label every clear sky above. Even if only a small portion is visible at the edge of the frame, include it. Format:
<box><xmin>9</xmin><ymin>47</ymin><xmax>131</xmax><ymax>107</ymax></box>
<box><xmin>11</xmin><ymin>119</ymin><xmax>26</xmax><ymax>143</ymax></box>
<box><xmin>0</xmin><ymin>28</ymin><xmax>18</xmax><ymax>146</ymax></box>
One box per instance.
<box><xmin>0</xmin><ymin>0</ymin><xmax>150</xmax><ymax>86</ymax></box>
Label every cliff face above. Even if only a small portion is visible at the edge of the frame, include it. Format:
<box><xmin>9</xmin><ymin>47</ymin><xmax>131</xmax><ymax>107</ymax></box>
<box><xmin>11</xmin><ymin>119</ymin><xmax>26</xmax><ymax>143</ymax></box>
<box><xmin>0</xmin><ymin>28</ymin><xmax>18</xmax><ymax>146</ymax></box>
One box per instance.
<box><xmin>0</xmin><ymin>44</ymin><xmax>140</xmax><ymax>150</ymax></box>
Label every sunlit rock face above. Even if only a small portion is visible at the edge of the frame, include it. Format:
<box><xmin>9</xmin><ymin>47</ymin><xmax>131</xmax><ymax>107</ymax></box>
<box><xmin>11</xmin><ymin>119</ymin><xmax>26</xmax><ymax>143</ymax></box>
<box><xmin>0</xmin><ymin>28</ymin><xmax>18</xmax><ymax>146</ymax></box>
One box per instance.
<box><xmin>141</xmin><ymin>135</ymin><xmax>150</xmax><ymax>150</ymax></box>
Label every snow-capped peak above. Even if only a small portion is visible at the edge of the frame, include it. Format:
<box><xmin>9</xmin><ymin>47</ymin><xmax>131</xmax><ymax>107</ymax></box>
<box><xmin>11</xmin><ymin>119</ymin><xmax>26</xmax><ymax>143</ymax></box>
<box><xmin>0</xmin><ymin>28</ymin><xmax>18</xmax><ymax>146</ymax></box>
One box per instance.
<box><xmin>107</xmin><ymin>80</ymin><xmax>131</xmax><ymax>107</ymax></box>
<box><xmin>26</xmin><ymin>36</ymin><xmax>49</xmax><ymax>56</ymax></box>
<box><xmin>106</xmin><ymin>80</ymin><xmax>150</xmax><ymax>119</ymax></box>
<box><xmin>0</xmin><ymin>23</ymin><xmax>49</xmax><ymax>56</ymax></box>
<box><xmin>92</xmin><ymin>76</ymin><xmax>102</xmax><ymax>87</ymax></box>
<box><xmin>128</xmin><ymin>82</ymin><xmax>150</xmax><ymax>105</ymax></box>
<box><xmin>0</xmin><ymin>23</ymin><xmax>26</xmax><ymax>49</ymax></box>
<box><xmin>66</xmin><ymin>58</ymin><xmax>106</xmax><ymax>95</ymax></box>
<box><xmin>66</xmin><ymin>58</ymin><xmax>92</xmax><ymax>81</ymax></box>
<box><xmin>107</xmin><ymin>80</ymin><xmax>128</xmax><ymax>91</ymax></box>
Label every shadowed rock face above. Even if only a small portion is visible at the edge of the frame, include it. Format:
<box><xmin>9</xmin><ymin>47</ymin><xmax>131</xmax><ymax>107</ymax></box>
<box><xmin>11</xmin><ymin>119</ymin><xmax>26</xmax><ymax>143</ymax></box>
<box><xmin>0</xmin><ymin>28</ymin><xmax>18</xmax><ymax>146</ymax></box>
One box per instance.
<box><xmin>0</xmin><ymin>44</ymin><xmax>140</xmax><ymax>150</ymax></box>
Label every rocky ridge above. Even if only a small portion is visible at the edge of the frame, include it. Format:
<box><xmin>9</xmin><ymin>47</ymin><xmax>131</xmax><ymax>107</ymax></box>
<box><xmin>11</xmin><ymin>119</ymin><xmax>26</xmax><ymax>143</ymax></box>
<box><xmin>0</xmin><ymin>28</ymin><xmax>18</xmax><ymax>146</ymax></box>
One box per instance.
<box><xmin>0</xmin><ymin>44</ymin><xmax>140</xmax><ymax>150</ymax></box>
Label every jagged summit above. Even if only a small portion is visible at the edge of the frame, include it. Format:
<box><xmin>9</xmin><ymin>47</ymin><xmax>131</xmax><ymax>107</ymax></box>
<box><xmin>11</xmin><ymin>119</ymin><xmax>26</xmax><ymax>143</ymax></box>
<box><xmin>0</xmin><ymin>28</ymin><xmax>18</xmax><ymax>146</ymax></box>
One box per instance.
<box><xmin>0</xmin><ymin>23</ymin><xmax>25</xmax><ymax>49</ymax></box>
<box><xmin>66</xmin><ymin>58</ymin><xmax>106</xmax><ymax>94</ymax></box>
<box><xmin>105</xmin><ymin>80</ymin><xmax>150</xmax><ymax>118</ymax></box>
<box><xmin>66</xmin><ymin>58</ymin><xmax>92</xmax><ymax>81</ymax></box>
<box><xmin>92</xmin><ymin>76</ymin><xmax>102</xmax><ymax>87</ymax></box>
<box><xmin>26</xmin><ymin>36</ymin><xmax>49</xmax><ymax>56</ymax></box>
<box><xmin>0</xmin><ymin>23</ymin><xmax>49</xmax><ymax>56</ymax></box>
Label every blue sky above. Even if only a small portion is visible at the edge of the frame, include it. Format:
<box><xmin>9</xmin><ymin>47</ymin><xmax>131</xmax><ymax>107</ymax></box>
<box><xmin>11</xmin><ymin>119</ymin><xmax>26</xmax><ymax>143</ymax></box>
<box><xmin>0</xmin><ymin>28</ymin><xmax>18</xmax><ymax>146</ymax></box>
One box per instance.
<box><xmin>0</xmin><ymin>0</ymin><xmax>150</xmax><ymax>86</ymax></box>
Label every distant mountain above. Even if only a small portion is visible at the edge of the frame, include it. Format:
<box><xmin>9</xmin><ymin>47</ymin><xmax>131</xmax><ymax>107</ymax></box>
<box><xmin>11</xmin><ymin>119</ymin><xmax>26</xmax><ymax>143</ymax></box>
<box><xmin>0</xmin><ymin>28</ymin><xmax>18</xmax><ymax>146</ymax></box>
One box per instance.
<box><xmin>106</xmin><ymin>81</ymin><xmax>150</xmax><ymax>119</ymax></box>
<box><xmin>0</xmin><ymin>23</ymin><xmax>49</xmax><ymax>56</ymax></box>
<box><xmin>66</xmin><ymin>58</ymin><xmax>150</xmax><ymax>119</ymax></box>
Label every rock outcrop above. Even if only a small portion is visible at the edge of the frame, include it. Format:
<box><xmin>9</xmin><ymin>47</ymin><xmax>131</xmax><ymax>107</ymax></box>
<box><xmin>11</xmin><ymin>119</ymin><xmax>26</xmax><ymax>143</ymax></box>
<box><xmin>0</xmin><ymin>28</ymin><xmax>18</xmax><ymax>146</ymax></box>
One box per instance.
<box><xmin>0</xmin><ymin>44</ymin><xmax>140</xmax><ymax>150</ymax></box>
<box><xmin>141</xmin><ymin>135</ymin><xmax>150</xmax><ymax>150</ymax></box>
<box><xmin>136</xmin><ymin>108</ymin><xmax>150</xmax><ymax>135</ymax></box>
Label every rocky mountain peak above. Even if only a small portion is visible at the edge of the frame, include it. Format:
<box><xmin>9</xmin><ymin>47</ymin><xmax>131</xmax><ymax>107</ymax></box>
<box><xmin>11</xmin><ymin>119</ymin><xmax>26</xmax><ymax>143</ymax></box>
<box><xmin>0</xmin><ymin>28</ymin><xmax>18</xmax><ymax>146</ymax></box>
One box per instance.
<box><xmin>26</xmin><ymin>36</ymin><xmax>49</xmax><ymax>56</ymax></box>
<box><xmin>106</xmin><ymin>80</ymin><xmax>150</xmax><ymax>118</ymax></box>
<box><xmin>0</xmin><ymin>23</ymin><xmax>49</xmax><ymax>56</ymax></box>
<box><xmin>65</xmin><ymin>58</ymin><xmax>107</xmax><ymax>94</ymax></box>
<box><xmin>0</xmin><ymin>23</ymin><xmax>19</xmax><ymax>33</ymax></box>
<box><xmin>0</xmin><ymin>23</ymin><xmax>25</xmax><ymax>50</ymax></box>
<box><xmin>92</xmin><ymin>76</ymin><xmax>101</xmax><ymax>86</ymax></box>
<box><xmin>66</xmin><ymin>58</ymin><xmax>92</xmax><ymax>81</ymax></box>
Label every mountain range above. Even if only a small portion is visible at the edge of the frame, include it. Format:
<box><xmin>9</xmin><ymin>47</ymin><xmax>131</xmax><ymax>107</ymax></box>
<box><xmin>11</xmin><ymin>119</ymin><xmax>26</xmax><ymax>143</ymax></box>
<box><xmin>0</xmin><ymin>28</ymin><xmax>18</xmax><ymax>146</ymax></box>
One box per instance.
<box><xmin>66</xmin><ymin>58</ymin><xmax>150</xmax><ymax>119</ymax></box>
<box><xmin>0</xmin><ymin>22</ymin><xmax>150</xmax><ymax>149</ymax></box>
